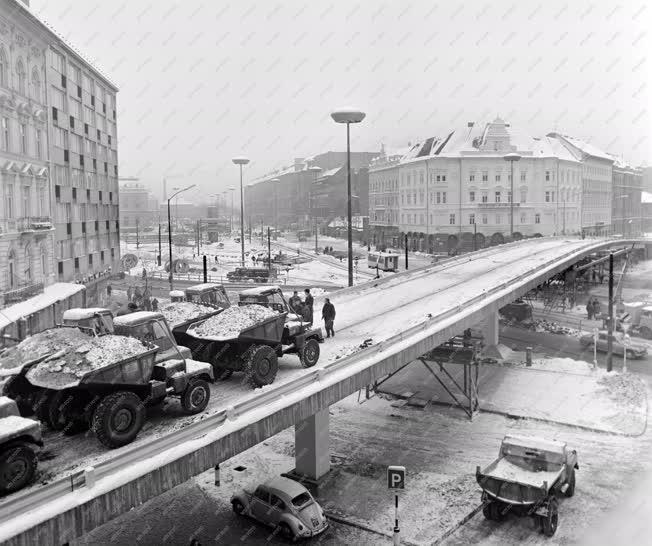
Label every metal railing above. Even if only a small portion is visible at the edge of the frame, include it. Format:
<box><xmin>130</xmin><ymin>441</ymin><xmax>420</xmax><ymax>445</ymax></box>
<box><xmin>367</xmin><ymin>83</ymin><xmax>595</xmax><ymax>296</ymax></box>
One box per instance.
<box><xmin>1</xmin><ymin>281</ymin><xmax>44</xmax><ymax>305</ymax></box>
<box><xmin>0</xmin><ymin>237</ymin><xmax>642</xmax><ymax>540</ymax></box>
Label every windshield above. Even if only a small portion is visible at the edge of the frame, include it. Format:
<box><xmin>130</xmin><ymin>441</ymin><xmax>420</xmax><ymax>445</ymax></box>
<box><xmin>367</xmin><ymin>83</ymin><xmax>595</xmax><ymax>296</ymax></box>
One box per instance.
<box><xmin>291</xmin><ymin>492</ymin><xmax>312</xmax><ymax>508</ymax></box>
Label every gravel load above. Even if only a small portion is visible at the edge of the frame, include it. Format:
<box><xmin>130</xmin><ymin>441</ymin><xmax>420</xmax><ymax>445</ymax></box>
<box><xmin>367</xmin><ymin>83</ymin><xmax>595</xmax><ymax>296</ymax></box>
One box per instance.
<box><xmin>189</xmin><ymin>304</ymin><xmax>277</xmax><ymax>339</ymax></box>
<box><xmin>160</xmin><ymin>302</ymin><xmax>215</xmax><ymax>328</ymax></box>
<box><xmin>0</xmin><ymin>327</ymin><xmax>90</xmax><ymax>376</ymax></box>
<box><xmin>26</xmin><ymin>335</ymin><xmax>150</xmax><ymax>388</ymax></box>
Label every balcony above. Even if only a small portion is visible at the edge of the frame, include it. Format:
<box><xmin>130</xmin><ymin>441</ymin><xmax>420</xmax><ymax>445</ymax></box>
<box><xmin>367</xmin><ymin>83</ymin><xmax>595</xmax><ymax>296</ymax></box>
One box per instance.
<box><xmin>2</xmin><ymin>281</ymin><xmax>44</xmax><ymax>305</ymax></box>
<box><xmin>16</xmin><ymin>217</ymin><xmax>54</xmax><ymax>232</ymax></box>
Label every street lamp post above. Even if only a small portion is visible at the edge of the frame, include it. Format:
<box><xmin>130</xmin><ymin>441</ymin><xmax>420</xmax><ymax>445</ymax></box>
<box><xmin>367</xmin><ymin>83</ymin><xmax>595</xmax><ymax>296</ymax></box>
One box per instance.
<box><xmin>232</xmin><ymin>157</ymin><xmax>250</xmax><ymax>267</ymax></box>
<box><xmin>503</xmin><ymin>153</ymin><xmax>521</xmax><ymax>238</ymax></box>
<box><xmin>167</xmin><ymin>184</ymin><xmax>196</xmax><ymax>290</ymax></box>
<box><xmin>271</xmin><ymin>178</ymin><xmax>280</xmax><ymax>240</ymax></box>
<box><xmin>331</xmin><ymin>108</ymin><xmax>366</xmax><ymax>287</ymax></box>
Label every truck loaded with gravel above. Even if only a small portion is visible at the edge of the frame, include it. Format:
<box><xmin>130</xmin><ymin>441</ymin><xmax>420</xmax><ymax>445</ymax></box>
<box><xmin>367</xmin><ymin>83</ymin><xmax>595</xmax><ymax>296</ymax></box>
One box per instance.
<box><xmin>0</xmin><ymin>396</ymin><xmax>43</xmax><ymax>494</ymax></box>
<box><xmin>178</xmin><ymin>286</ymin><xmax>323</xmax><ymax>387</ymax></box>
<box><xmin>0</xmin><ymin>329</ymin><xmax>213</xmax><ymax>448</ymax></box>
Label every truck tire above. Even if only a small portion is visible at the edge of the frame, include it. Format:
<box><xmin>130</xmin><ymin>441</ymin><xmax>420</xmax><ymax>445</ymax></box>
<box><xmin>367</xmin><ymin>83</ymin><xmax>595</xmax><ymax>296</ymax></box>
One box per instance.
<box><xmin>564</xmin><ymin>469</ymin><xmax>576</xmax><ymax>497</ymax></box>
<box><xmin>181</xmin><ymin>379</ymin><xmax>210</xmax><ymax>414</ymax></box>
<box><xmin>44</xmin><ymin>389</ymin><xmax>79</xmax><ymax>431</ymax></box>
<box><xmin>232</xmin><ymin>499</ymin><xmax>245</xmax><ymax>515</ymax></box>
<box><xmin>3</xmin><ymin>375</ymin><xmax>35</xmax><ymax>416</ymax></box>
<box><xmin>244</xmin><ymin>345</ymin><xmax>278</xmax><ymax>388</ymax></box>
<box><xmin>541</xmin><ymin>497</ymin><xmax>559</xmax><ymax>537</ymax></box>
<box><xmin>92</xmin><ymin>391</ymin><xmax>146</xmax><ymax>448</ymax></box>
<box><xmin>299</xmin><ymin>338</ymin><xmax>320</xmax><ymax>368</ymax></box>
<box><xmin>0</xmin><ymin>443</ymin><xmax>37</xmax><ymax>494</ymax></box>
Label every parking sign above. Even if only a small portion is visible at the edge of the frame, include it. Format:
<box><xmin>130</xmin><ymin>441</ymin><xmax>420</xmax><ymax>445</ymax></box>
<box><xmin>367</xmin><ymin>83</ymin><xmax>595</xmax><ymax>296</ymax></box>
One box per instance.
<box><xmin>387</xmin><ymin>466</ymin><xmax>406</xmax><ymax>489</ymax></box>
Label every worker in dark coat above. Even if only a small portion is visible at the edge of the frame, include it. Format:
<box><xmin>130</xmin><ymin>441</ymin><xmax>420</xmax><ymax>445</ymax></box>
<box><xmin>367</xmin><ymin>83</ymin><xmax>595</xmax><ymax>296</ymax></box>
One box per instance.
<box><xmin>288</xmin><ymin>291</ymin><xmax>303</xmax><ymax>315</ymax></box>
<box><xmin>303</xmin><ymin>288</ymin><xmax>314</xmax><ymax>326</ymax></box>
<box><xmin>322</xmin><ymin>298</ymin><xmax>336</xmax><ymax>338</ymax></box>
<box><xmin>117</xmin><ymin>302</ymin><xmax>138</xmax><ymax>316</ymax></box>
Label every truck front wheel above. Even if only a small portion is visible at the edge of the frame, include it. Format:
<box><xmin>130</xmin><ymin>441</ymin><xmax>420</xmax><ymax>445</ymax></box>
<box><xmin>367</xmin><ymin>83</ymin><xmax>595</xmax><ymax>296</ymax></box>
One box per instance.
<box><xmin>92</xmin><ymin>391</ymin><xmax>145</xmax><ymax>448</ymax></box>
<box><xmin>181</xmin><ymin>379</ymin><xmax>210</xmax><ymax>414</ymax></box>
<box><xmin>299</xmin><ymin>338</ymin><xmax>320</xmax><ymax>368</ymax></box>
<box><xmin>541</xmin><ymin>497</ymin><xmax>559</xmax><ymax>537</ymax></box>
<box><xmin>244</xmin><ymin>345</ymin><xmax>278</xmax><ymax>388</ymax></box>
<box><xmin>0</xmin><ymin>443</ymin><xmax>37</xmax><ymax>494</ymax></box>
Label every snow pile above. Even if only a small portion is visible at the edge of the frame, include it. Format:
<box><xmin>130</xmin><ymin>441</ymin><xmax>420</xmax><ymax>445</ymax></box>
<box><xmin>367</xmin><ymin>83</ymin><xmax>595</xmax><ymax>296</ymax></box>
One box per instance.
<box><xmin>598</xmin><ymin>372</ymin><xmax>647</xmax><ymax>410</ymax></box>
<box><xmin>189</xmin><ymin>304</ymin><xmax>277</xmax><ymax>339</ymax></box>
<box><xmin>26</xmin><ymin>335</ymin><xmax>150</xmax><ymax>388</ymax></box>
<box><xmin>532</xmin><ymin>319</ymin><xmax>583</xmax><ymax>337</ymax></box>
<box><xmin>528</xmin><ymin>357</ymin><xmax>595</xmax><ymax>374</ymax></box>
<box><xmin>0</xmin><ymin>327</ymin><xmax>90</xmax><ymax>376</ymax></box>
<box><xmin>160</xmin><ymin>302</ymin><xmax>215</xmax><ymax>328</ymax></box>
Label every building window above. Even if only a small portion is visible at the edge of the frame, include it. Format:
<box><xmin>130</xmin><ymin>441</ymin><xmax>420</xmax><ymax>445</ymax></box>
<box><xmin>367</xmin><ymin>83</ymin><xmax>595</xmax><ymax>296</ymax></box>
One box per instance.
<box><xmin>449</xmin><ymin>214</ymin><xmax>455</xmax><ymax>225</ymax></box>
<box><xmin>0</xmin><ymin>47</ymin><xmax>6</xmax><ymax>87</ymax></box>
<box><xmin>436</xmin><ymin>175</ymin><xmax>441</xmax><ymax>182</ymax></box>
<box><xmin>520</xmin><ymin>213</ymin><xmax>526</xmax><ymax>224</ymax></box>
<box><xmin>469</xmin><ymin>174</ymin><xmax>475</xmax><ymax>182</ymax></box>
<box><xmin>496</xmin><ymin>214</ymin><xmax>502</xmax><ymax>224</ymax></box>
<box><xmin>495</xmin><ymin>174</ymin><xmax>501</xmax><ymax>182</ymax></box>
<box><xmin>507</xmin><ymin>191</ymin><xmax>512</xmax><ymax>203</ymax></box>
<box><xmin>469</xmin><ymin>214</ymin><xmax>475</xmax><ymax>224</ymax></box>
<box><xmin>469</xmin><ymin>191</ymin><xmax>475</xmax><ymax>202</ymax></box>
<box><xmin>520</xmin><ymin>189</ymin><xmax>527</xmax><ymax>203</ymax></box>
<box><xmin>88</xmin><ymin>254</ymin><xmax>93</xmax><ymax>266</ymax></box>
<box><xmin>72</xmin><ymin>187</ymin><xmax>77</xmax><ymax>201</ymax></box>
<box><xmin>4</xmin><ymin>184</ymin><xmax>13</xmax><ymax>218</ymax></box>
<box><xmin>495</xmin><ymin>191</ymin><xmax>501</xmax><ymax>203</ymax></box>
<box><xmin>1</xmin><ymin>116</ymin><xmax>9</xmax><ymax>151</ymax></box>
<box><xmin>482</xmin><ymin>171</ymin><xmax>488</xmax><ymax>182</ymax></box>
<box><xmin>16</xmin><ymin>60</ymin><xmax>26</xmax><ymax>95</ymax></box>
<box><xmin>8</xmin><ymin>250</ymin><xmax>16</xmax><ymax>288</ymax></box>
<box><xmin>545</xmin><ymin>191</ymin><xmax>550</xmax><ymax>202</ymax></box>
<box><xmin>545</xmin><ymin>171</ymin><xmax>550</xmax><ymax>181</ymax></box>
<box><xmin>40</xmin><ymin>246</ymin><xmax>48</xmax><ymax>277</ymax></box>
<box><xmin>482</xmin><ymin>192</ymin><xmax>488</xmax><ymax>203</ymax></box>
<box><xmin>35</xmin><ymin>130</ymin><xmax>42</xmax><ymax>159</ymax></box>
<box><xmin>58</xmin><ymin>261</ymin><xmax>63</xmax><ymax>277</ymax></box>
<box><xmin>535</xmin><ymin>213</ymin><xmax>541</xmax><ymax>224</ymax></box>
<box><xmin>442</xmin><ymin>175</ymin><xmax>446</xmax><ymax>181</ymax></box>
<box><xmin>442</xmin><ymin>192</ymin><xmax>447</xmax><ymax>204</ymax></box>
<box><xmin>100</xmin><ymin>250</ymin><xmax>105</xmax><ymax>262</ymax></box>
<box><xmin>22</xmin><ymin>186</ymin><xmax>30</xmax><ymax>216</ymax></box>
<box><xmin>436</xmin><ymin>192</ymin><xmax>440</xmax><ymax>204</ymax></box>
<box><xmin>551</xmin><ymin>191</ymin><xmax>555</xmax><ymax>202</ymax></box>
<box><xmin>482</xmin><ymin>214</ymin><xmax>488</xmax><ymax>224</ymax></box>
<box><xmin>31</xmin><ymin>69</ymin><xmax>41</xmax><ymax>102</ymax></box>
<box><xmin>521</xmin><ymin>171</ymin><xmax>526</xmax><ymax>182</ymax></box>
<box><xmin>19</xmin><ymin>124</ymin><xmax>27</xmax><ymax>154</ymax></box>
<box><xmin>74</xmin><ymin>257</ymin><xmax>79</xmax><ymax>271</ymax></box>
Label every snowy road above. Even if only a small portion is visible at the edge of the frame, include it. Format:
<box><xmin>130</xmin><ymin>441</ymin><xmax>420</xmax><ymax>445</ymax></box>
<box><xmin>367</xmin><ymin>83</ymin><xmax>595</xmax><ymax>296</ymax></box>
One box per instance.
<box><xmin>0</xmin><ymin>237</ymin><xmax>624</xmax><ymax>505</ymax></box>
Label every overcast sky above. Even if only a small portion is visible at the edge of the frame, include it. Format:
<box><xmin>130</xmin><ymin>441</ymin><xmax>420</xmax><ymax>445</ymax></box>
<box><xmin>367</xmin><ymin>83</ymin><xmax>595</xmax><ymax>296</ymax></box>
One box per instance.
<box><xmin>33</xmin><ymin>0</ymin><xmax>652</xmax><ymax>202</ymax></box>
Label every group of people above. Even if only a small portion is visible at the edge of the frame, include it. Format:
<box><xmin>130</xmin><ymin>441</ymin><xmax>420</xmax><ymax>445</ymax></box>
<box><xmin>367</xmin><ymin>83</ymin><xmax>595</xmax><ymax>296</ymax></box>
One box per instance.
<box><xmin>585</xmin><ymin>297</ymin><xmax>602</xmax><ymax>320</ymax></box>
<box><xmin>288</xmin><ymin>289</ymin><xmax>336</xmax><ymax>338</ymax></box>
<box><xmin>124</xmin><ymin>284</ymin><xmax>159</xmax><ymax>313</ymax></box>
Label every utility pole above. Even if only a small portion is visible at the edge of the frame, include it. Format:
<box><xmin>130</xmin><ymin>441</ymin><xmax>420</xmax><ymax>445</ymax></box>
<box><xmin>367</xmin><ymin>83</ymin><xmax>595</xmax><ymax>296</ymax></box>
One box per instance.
<box><xmin>404</xmin><ymin>233</ymin><xmax>408</xmax><ymax>270</ymax></box>
<box><xmin>267</xmin><ymin>227</ymin><xmax>271</xmax><ymax>273</ymax></box>
<box><xmin>158</xmin><ymin>223</ymin><xmax>162</xmax><ymax>266</ymax></box>
<box><xmin>261</xmin><ymin>217</ymin><xmax>264</xmax><ymax>245</ymax></box>
<box><xmin>315</xmin><ymin>220</ymin><xmax>318</xmax><ymax>254</ymax></box>
<box><xmin>606</xmin><ymin>252</ymin><xmax>614</xmax><ymax>372</ymax></box>
<box><xmin>249</xmin><ymin>215</ymin><xmax>252</xmax><ymax>243</ymax></box>
<box><xmin>136</xmin><ymin>218</ymin><xmax>139</xmax><ymax>249</ymax></box>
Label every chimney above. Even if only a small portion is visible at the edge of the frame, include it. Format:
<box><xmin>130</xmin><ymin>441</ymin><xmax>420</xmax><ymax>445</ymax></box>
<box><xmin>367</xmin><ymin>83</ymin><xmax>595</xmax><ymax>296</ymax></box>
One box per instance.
<box><xmin>294</xmin><ymin>158</ymin><xmax>305</xmax><ymax>172</ymax></box>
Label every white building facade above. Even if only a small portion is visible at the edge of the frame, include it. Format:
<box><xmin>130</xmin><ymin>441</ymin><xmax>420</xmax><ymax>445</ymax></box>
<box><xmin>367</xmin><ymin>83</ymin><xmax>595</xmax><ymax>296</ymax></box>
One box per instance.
<box><xmin>368</xmin><ymin>144</ymin><xmax>402</xmax><ymax>248</ymax></box>
<box><xmin>0</xmin><ymin>5</ymin><xmax>55</xmax><ymax>307</ymax></box>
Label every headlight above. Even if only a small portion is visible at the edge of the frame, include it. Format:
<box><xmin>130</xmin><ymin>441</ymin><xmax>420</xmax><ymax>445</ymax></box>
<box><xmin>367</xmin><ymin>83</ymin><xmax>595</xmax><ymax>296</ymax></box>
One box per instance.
<box><xmin>298</xmin><ymin>524</ymin><xmax>303</xmax><ymax>530</ymax></box>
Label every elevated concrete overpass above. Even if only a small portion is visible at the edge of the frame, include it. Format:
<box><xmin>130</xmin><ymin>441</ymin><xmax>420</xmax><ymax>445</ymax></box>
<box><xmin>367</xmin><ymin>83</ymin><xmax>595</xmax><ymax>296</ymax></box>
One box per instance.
<box><xmin>0</xmin><ymin>237</ymin><xmax>647</xmax><ymax>546</ymax></box>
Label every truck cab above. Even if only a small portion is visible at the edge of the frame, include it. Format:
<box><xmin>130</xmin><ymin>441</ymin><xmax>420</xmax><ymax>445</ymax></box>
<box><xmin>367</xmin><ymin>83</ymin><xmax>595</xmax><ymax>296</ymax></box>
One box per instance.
<box><xmin>113</xmin><ymin>311</ymin><xmax>192</xmax><ymax>362</ymax></box>
<box><xmin>238</xmin><ymin>286</ymin><xmax>323</xmax><ymax>342</ymax></box>
<box><xmin>62</xmin><ymin>308</ymin><xmax>115</xmax><ymax>335</ymax></box>
<box><xmin>184</xmin><ymin>283</ymin><xmax>230</xmax><ymax>309</ymax></box>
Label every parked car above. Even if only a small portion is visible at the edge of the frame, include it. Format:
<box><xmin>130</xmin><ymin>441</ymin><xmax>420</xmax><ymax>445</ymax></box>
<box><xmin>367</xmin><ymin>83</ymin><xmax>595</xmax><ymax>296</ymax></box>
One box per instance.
<box><xmin>579</xmin><ymin>330</ymin><xmax>647</xmax><ymax>359</ymax></box>
<box><xmin>231</xmin><ymin>477</ymin><xmax>328</xmax><ymax>540</ymax></box>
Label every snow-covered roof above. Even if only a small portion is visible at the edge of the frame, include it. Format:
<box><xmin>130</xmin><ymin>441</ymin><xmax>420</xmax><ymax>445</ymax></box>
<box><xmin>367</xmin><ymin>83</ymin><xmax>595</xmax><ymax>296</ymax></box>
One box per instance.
<box><xmin>186</xmin><ymin>283</ymin><xmax>222</xmax><ymax>292</ymax></box>
<box><xmin>316</xmin><ymin>167</ymin><xmax>341</xmax><ymax>179</ymax></box>
<box><xmin>169</xmin><ymin>290</ymin><xmax>185</xmax><ymax>297</ymax></box>
<box><xmin>0</xmin><ymin>283</ymin><xmax>85</xmax><ymax>330</ymax></box>
<box><xmin>642</xmin><ymin>191</ymin><xmax>652</xmax><ymax>204</ymax></box>
<box><xmin>62</xmin><ymin>308</ymin><xmax>111</xmax><ymax>321</ymax></box>
<box><xmin>548</xmin><ymin>133</ymin><xmax>613</xmax><ymax>162</ymax></box>
<box><xmin>503</xmin><ymin>434</ymin><xmax>566</xmax><ymax>453</ymax></box>
<box><xmin>113</xmin><ymin>311</ymin><xmax>165</xmax><ymax>326</ymax></box>
<box><xmin>239</xmin><ymin>286</ymin><xmax>281</xmax><ymax>296</ymax></box>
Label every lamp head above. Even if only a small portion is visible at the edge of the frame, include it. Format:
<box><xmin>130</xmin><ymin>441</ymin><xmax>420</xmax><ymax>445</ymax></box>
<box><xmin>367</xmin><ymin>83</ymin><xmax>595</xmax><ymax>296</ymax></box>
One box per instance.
<box><xmin>331</xmin><ymin>108</ymin><xmax>366</xmax><ymax>124</ymax></box>
<box><xmin>503</xmin><ymin>153</ymin><xmax>521</xmax><ymax>162</ymax></box>
<box><xmin>232</xmin><ymin>156</ymin><xmax>250</xmax><ymax>165</ymax></box>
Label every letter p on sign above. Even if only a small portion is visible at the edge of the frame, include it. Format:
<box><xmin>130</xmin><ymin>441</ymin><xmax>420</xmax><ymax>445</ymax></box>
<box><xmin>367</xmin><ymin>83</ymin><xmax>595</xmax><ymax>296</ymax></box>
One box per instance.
<box><xmin>387</xmin><ymin>466</ymin><xmax>406</xmax><ymax>489</ymax></box>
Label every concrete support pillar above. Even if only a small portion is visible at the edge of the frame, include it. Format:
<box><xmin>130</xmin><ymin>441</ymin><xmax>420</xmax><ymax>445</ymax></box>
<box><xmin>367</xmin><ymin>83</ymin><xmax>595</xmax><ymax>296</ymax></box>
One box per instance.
<box><xmin>294</xmin><ymin>408</ymin><xmax>330</xmax><ymax>480</ymax></box>
<box><xmin>481</xmin><ymin>311</ymin><xmax>499</xmax><ymax>346</ymax></box>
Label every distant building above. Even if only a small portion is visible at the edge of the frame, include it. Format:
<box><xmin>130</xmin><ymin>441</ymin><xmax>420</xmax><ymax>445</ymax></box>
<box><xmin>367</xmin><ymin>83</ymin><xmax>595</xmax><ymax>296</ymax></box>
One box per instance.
<box><xmin>119</xmin><ymin>183</ymin><xmax>158</xmax><ymax>229</ymax></box>
<box><xmin>369</xmin><ymin>144</ymin><xmax>403</xmax><ymax>248</ymax></box>
<box><xmin>642</xmin><ymin>166</ymin><xmax>652</xmax><ymax>193</ymax></box>
<box><xmin>609</xmin><ymin>158</ymin><xmax>642</xmax><ymax>236</ymax></box>
<box><xmin>643</xmin><ymin>191</ymin><xmax>652</xmax><ymax>233</ymax></box>
<box><xmin>244</xmin><ymin>151</ymin><xmax>379</xmax><ymax>230</ymax></box>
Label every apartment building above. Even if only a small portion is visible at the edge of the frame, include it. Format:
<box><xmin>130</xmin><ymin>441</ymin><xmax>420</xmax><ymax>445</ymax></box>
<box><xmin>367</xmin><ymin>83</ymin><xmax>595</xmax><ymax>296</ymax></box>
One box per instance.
<box><xmin>368</xmin><ymin>144</ymin><xmax>403</xmax><ymax>248</ymax></box>
<box><xmin>0</xmin><ymin>2</ymin><xmax>54</xmax><ymax>306</ymax></box>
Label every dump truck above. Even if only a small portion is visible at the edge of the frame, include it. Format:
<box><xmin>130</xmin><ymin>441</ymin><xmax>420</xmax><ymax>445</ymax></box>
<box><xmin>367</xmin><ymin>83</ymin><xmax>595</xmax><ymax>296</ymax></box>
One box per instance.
<box><xmin>61</xmin><ymin>307</ymin><xmax>115</xmax><ymax>335</ymax></box>
<box><xmin>2</xmin><ymin>331</ymin><xmax>213</xmax><ymax>448</ymax></box>
<box><xmin>619</xmin><ymin>301</ymin><xmax>652</xmax><ymax>339</ymax></box>
<box><xmin>476</xmin><ymin>435</ymin><xmax>579</xmax><ymax>537</ymax></box>
<box><xmin>0</xmin><ymin>396</ymin><xmax>43</xmax><ymax>494</ymax></box>
<box><xmin>169</xmin><ymin>283</ymin><xmax>231</xmax><ymax>309</ymax></box>
<box><xmin>178</xmin><ymin>286</ymin><xmax>323</xmax><ymax>387</ymax></box>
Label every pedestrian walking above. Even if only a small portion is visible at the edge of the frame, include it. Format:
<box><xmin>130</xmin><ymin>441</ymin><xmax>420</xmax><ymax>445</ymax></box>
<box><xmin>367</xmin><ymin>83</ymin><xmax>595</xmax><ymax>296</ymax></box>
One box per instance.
<box><xmin>151</xmin><ymin>298</ymin><xmax>159</xmax><ymax>311</ymax></box>
<box><xmin>586</xmin><ymin>299</ymin><xmax>593</xmax><ymax>320</ymax></box>
<box><xmin>322</xmin><ymin>298</ymin><xmax>336</xmax><ymax>338</ymax></box>
<box><xmin>303</xmin><ymin>288</ymin><xmax>314</xmax><ymax>326</ymax></box>
<box><xmin>593</xmin><ymin>298</ymin><xmax>601</xmax><ymax>320</ymax></box>
<box><xmin>106</xmin><ymin>284</ymin><xmax>112</xmax><ymax>297</ymax></box>
<box><xmin>289</xmin><ymin>291</ymin><xmax>302</xmax><ymax>314</ymax></box>
<box><xmin>127</xmin><ymin>286</ymin><xmax>133</xmax><ymax>302</ymax></box>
